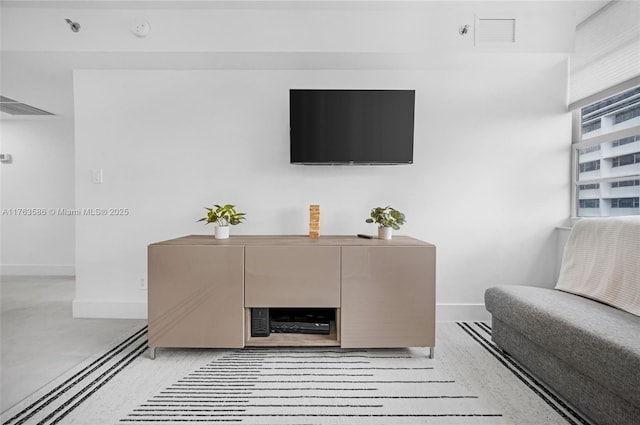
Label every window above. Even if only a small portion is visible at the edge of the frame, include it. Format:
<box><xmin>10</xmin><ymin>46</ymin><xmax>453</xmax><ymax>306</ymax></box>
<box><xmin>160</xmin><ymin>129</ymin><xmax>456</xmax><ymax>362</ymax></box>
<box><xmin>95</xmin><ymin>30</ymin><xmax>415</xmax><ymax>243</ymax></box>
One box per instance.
<box><xmin>613</xmin><ymin>106</ymin><xmax>640</xmax><ymax>125</ymax></box>
<box><xmin>579</xmin><ymin>199</ymin><xmax>600</xmax><ymax>208</ymax></box>
<box><xmin>611</xmin><ymin>153</ymin><xmax>640</xmax><ymax>168</ymax></box>
<box><xmin>612</xmin><ymin>135</ymin><xmax>639</xmax><ymax>147</ymax></box>
<box><xmin>612</xmin><ymin>179</ymin><xmax>640</xmax><ymax>188</ymax></box>
<box><xmin>579</xmin><ymin>145</ymin><xmax>601</xmax><ymax>154</ymax></box>
<box><xmin>611</xmin><ymin>198</ymin><xmax>640</xmax><ymax>208</ymax></box>
<box><xmin>578</xmin><ymin>160</ymin><xmax>600</xmax><ymax>173</ymax></box>
<box><xmin>582</xmin><ymin>121</ymin><xmax>601</xmax><ymax>134</ymax></box>
<box><xmin>572</xmin><ymin>85</ymin><xmax>640</xmax><ymax>217</ymax></box>
<box><xmin>578</xmin><ymin>183</ymin><xmax>599</xmax><ymax>190</ymax></box>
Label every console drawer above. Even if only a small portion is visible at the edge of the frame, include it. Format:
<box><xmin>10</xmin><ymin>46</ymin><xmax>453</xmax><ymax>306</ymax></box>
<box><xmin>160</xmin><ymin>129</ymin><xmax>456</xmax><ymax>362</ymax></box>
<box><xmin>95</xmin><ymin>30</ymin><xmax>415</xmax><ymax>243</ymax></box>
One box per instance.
<box><xmin>245</xmin><ymin>246</ymin><xmax>340</xmax><ymax>307</ymax></box>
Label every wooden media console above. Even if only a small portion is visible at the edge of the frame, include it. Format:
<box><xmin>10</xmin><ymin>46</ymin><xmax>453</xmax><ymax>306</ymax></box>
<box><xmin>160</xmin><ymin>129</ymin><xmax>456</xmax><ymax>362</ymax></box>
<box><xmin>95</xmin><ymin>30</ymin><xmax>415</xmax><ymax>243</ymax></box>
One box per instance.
<box><xmin>147</xmin><ymin>235</ymin><xmax>435</xmax><ymax>359</ymax></box>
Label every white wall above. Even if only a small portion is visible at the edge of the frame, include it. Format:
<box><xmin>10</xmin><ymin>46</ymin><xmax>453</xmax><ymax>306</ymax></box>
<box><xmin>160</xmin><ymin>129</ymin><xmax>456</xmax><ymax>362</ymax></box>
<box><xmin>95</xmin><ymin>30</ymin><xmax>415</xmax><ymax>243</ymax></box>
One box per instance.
<box><xmin>0</xmin><ymin>1</ymin><xmax>576</xmax><ymax>320</ymax></box>
<box><xmin>73</xmin><ymin>56</ymin><xmax>571</xmax><ymax>319</ymax></box>
<box><xmin>1</xmin><ymin>119</ymin><xmax>75</xmax><ymax>275</ymax></box>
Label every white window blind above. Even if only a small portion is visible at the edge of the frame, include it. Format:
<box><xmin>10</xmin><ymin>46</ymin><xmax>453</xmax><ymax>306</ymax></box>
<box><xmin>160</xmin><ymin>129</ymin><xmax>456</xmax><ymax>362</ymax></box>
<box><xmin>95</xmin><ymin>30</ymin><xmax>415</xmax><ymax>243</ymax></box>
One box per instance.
<box><xmin>569</xmin><ymin>1</ymin><xmax>640</xmax><ymax>107</ymax></box>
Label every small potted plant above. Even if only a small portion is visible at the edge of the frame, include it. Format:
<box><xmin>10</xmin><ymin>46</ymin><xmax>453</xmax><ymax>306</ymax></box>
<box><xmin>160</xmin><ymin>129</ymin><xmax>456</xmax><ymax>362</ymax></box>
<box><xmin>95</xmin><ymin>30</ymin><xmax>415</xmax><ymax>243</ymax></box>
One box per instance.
<box><xmin>365</xmin><ymin>206</ymin><xmax>406</xmax><ymax>240</ymax></box>
<box><xmin>197</xmin><ymin>204</ymin><xmax>246</xmax><ymax>239</ymax></box>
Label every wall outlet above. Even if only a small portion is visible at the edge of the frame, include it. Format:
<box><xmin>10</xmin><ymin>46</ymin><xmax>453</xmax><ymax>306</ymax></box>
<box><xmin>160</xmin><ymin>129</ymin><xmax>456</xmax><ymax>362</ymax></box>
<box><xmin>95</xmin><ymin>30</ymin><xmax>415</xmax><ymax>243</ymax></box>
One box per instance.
<box><xmin>91</xmin><ymin>168</ymin><xmax>103</xmax><ymax>184</ymax></box>
<box><xmin>138</xmin><ymin>278</ymin><xmax>147</xmax><ymax>291</ymax></box>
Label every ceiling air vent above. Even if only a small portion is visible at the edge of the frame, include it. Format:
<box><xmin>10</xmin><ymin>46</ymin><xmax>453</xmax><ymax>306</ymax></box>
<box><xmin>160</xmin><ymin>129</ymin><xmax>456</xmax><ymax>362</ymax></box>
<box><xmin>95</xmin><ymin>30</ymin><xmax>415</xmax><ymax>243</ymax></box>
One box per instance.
<box><xmin>476</xmin><ymin>18</ymin><xmax>516</xmax><ymax>45</ymax></box>
<box><xmin>0</xmin><ymin>95</ymin><xmax>54</xmax><ymax>116</ymax></box>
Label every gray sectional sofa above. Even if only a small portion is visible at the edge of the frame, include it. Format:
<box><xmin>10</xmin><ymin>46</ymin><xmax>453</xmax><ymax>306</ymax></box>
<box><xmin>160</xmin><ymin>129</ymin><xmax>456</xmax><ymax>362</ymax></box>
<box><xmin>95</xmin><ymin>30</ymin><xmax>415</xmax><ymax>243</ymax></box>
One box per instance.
<box><xmin>485</xmin><ymin>217</ymin><xmax>640</xmax><ymax>425</ymax></box>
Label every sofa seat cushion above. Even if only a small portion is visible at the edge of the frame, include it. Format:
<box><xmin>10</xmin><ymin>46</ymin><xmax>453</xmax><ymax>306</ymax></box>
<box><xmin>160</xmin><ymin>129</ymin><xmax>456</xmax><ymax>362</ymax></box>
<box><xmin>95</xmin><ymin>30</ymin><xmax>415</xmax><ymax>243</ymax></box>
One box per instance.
<box><xmin>485</xmin><ymin>285</ymin><xmax>640</xmax><ymax>407</ymax></box>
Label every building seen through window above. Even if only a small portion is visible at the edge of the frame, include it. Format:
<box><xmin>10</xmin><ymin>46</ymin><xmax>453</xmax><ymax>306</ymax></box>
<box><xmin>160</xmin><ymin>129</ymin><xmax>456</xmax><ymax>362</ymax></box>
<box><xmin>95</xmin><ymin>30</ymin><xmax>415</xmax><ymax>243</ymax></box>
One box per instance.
<box><xmin>575</xmin><ymin>87</ymin><xmax>640</xmax><ymax>217</ymax></box>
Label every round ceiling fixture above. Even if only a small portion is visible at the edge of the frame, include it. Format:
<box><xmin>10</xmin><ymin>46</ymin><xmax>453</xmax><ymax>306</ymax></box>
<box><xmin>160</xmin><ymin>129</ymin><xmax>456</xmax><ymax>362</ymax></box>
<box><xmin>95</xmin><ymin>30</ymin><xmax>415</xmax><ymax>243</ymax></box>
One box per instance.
<box><xmin>131</xmin><ymin>20</ymin><xmax>151</xmax><ymax>38</ymax></box>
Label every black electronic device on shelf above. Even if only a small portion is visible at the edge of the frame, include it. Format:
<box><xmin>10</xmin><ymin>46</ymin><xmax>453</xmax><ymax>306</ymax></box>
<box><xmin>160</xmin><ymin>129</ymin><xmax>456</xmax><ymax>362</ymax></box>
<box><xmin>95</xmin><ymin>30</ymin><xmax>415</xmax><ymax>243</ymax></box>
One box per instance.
<box><xmin>250</xmin><ymin>308</ymin><xmax>334</xmax><ymax>336</ymax></box>
<box><xmin>251</xmin><ymin>308</ymin><xmax>270</xmax><ymax>337</ymax></box>
<box><xmin>270</xmin><ymin>308</ymin><xmax>333</xmax><ymax>335</ymax></box>
<box><xmin>270</xmin><ymin>321</ymin><xmax>331</xmax><ymax>334</ymax></box>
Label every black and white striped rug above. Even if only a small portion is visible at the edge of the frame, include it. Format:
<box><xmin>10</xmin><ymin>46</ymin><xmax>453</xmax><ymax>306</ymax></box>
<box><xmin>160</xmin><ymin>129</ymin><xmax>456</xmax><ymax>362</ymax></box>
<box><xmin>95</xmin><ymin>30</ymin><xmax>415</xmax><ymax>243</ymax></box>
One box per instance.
<box><xmin>1</xmin><ymin>323</ymin><xmax>591</xmax><ymax>425</ymax></box>
<box><xmin>1</xmin><ymin>327</ymin><xmax>148</xmax><ymax>425</ymax></box>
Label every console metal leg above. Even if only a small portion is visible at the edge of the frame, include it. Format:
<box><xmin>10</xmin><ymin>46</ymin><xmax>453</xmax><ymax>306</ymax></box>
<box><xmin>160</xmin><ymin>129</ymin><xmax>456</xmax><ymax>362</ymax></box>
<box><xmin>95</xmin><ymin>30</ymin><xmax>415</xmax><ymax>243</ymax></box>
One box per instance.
<box><xmin>149</xmin><ymin>346</ymin><xmax>156</xmax><ymax>360</ymax></box>
<box><xmin>428</xmin><ymin>346</ymin><xmax>434</xmax><ymax>359</ymax></box>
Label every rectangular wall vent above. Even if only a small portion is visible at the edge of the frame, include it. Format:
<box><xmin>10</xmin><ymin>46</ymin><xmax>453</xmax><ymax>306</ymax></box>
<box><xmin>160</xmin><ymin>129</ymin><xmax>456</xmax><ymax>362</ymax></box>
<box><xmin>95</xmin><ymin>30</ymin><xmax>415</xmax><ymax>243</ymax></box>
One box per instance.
<box><xmin>476</xmin><ymin>18</ymin><xmax>516</xmax><ymax>44</ymax></box>
<box><xmin>0</xmin><ymin>95</ymin><xmax>54</xmax><ymax>116</ymax></box>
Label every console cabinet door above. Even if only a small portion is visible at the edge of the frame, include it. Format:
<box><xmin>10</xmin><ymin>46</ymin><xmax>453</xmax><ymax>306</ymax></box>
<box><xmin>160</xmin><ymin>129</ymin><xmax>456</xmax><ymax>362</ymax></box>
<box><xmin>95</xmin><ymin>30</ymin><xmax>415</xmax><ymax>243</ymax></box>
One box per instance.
<box><xmin>245</xmin><ymin>246</ymin><xmax>340</xmax><ymax>307</ymax></box>
<box><xmin>341</xmin><ymin>246</ymin><xmax>435</xmax><ymax>348</ymax></box>
<box><xmin>148</xmin><ymin>245</ymin><xmax>244</xmax><ymax>348</ymax></box>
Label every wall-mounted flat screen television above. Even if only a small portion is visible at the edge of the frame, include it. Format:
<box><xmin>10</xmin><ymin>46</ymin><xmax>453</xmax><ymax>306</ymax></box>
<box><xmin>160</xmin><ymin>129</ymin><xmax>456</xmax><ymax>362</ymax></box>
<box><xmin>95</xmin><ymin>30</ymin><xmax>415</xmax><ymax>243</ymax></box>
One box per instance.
<box><xmin>290</xmin><ymin>89</ymin><xmax>415</xmax><ymax>165</ymax></box>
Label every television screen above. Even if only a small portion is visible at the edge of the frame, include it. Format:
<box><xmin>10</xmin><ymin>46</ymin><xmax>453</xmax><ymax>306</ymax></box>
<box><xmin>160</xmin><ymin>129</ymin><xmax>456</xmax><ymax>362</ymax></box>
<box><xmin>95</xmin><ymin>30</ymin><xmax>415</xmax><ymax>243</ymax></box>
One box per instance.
<box><xmin>290</xmin><ymin>89</ymin><xmax>415</xmax><ymax>165</ymax></box>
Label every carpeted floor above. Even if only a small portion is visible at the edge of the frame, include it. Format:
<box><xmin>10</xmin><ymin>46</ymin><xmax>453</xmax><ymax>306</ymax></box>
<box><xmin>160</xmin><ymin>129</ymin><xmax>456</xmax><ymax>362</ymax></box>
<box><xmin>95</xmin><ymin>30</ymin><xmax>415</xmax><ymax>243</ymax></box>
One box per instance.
<box><xmin>1</xmin><ymin>322</ymin><xmax>591</xmax><ymax>425</ymax></box>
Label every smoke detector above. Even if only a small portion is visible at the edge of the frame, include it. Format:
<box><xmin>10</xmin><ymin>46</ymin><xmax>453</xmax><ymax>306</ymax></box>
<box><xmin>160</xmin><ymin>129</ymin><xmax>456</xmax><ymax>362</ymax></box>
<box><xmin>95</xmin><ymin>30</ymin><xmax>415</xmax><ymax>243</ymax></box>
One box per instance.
<box><xmin>131</xmin><ymin>20</ymin><xmax>150</xmax><ymax>38</ymax></box>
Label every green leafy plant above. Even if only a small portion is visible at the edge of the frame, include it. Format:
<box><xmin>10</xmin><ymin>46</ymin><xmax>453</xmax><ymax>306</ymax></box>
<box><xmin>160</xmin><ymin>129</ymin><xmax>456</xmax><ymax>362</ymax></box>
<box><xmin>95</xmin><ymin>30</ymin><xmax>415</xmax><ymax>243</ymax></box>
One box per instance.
<box><xmin>198</xmin><ymin>204</ymin><xmax>246</xmax><ymax>227</ymax></box>
<box><xmin>365</xmin><ymin>206</ymin><xmax>406</xmax><ymax>230</ymax></box>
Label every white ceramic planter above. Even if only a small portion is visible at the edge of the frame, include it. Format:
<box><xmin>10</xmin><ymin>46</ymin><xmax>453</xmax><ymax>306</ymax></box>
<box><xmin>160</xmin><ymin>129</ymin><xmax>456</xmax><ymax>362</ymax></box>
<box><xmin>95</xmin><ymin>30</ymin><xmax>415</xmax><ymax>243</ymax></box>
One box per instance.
<box><xmin>215</xmin><ymin>225</ymin><xmax>230</xmax><ymax>239</ymax></box>
<box><xmin>378</xmin><ymin>226</ymin><xmax>392</xmax><ymax>240</ymax></box>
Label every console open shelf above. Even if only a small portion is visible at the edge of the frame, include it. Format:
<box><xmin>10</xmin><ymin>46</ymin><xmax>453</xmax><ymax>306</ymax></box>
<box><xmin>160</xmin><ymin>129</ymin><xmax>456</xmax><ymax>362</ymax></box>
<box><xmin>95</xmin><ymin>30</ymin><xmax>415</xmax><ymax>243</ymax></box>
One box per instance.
<box><xmin>244</xmin><ymin>308</ymin><xmax>341</xmax><ymax>347</ymax></box>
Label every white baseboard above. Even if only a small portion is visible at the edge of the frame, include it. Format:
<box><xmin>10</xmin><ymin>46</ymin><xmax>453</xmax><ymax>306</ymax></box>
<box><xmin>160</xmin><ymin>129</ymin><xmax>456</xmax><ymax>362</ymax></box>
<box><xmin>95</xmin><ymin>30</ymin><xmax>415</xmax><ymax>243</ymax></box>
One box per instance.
<box><xmin>1</xmin><ymin>264</ymin><xmax>75</xmax><ymax>276</ymax></box>
<box><xmin>72</xmin><ymin>299</ymin><xmax>147</xmax><ymax>319</ymax></box>
<box><xmin>436</xmin><ymin>303</ymin><xmax>491</xmax><ymax>322</ymax></box>
<box><xmin>71</xmin><ymin>300</ymin><xmax>489</xmax><ymax>322</ymax></box>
